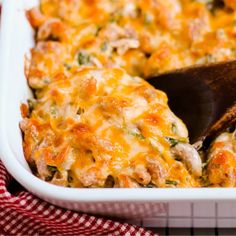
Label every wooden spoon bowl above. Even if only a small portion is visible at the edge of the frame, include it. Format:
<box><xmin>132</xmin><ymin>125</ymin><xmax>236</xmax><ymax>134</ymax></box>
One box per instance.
<box><xmin>148</xmin><ymin>60</ymin><xmax>236</xmax><ymax>143</ymax></box>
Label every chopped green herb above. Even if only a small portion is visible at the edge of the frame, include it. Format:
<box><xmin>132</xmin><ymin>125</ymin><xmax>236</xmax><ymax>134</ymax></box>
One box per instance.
<box><xmin>46</xmin><ymin>166</ymin><xmax>58</xmax><ymax>181</ymax></box>
<box><xmin>109</xmin><ymin>17</ymin><xmax>115</xmax><ymax>23</ymax></box>
<box><xmin>171</xmin><ymin>123</ymin><xmax>178</xmax><ymax>134</ymax></box>
<box><xmin>50</xmin><ymin>104</ymin><xmax>57</xmax><ymax>116</ymax></box>
<box><xmin>166</xmin><ymin>179</ymin><xmax>178</xmax><ymax>186</ymax></box>
<box><xmin>143</xmin><ymin>13</ymin><xmax>153</xmax><ymax>25</ymax></box>
<box><xmin>109</xmin><ymin>11</ymin><xmax>121</xmax><ymax>23</ymax></box>
<box><xmin>101</xmin><ymin>42</ymin><xmax>108</xmax><ymax>52</ymax></box>
<box><xmin>165</xmin><ymin>136</ymin><xmax>187</xmax><ymax>146</ymax></box>
<box><xmin>42</xmin><ymin>77</ymin><xmax>50</xmax><ymax>85</ymax></box>
<box><xmin>27</xmin><ymin>99</ymin><xmax>37</xmax><ymax>113</ymax></box>
<box><xmin>146</xmin><ymin>184</ymin><xmax>155</xmax><ymax>188</ymax></box>
<box><xmin>64</xmin><ymin>63</ymin><xmax>71</xmax><ymax>70</ymax></box>
<box><xmin>216</xmin><ymin>28</ymin><xmax>226</xmax><ymax>40</ymax></box>
<box><xmin>123</xmin><ymin>124</ymin><xmax>146</xmax><ymax>141</ymax></box>
<box><xmin>130</xmin><ymin>132</ymin><xmax>146</xmax><ymax>140</ymax></box>
<box><xmin>95</xmin><ymin>25</ymin><xmax>102</xmax><ymax>36</ymax></box>
<box><xmin>165</xmin><ymin>137</ymin><xmax>179</xmax><ymax>146</ymax></box>
<box><xmin>77</xmin><ymin>52</ymin><xmax>91</xmax><ymax>66</ymax></box>
<box><xmin>204</xmin><ymin>182</ymin><xmax>213</xmax><ymax>187</ymax></box>
<box><xmin>47</xmin><ymin>165</ymin><xmax>57</xmax><ymax>173</ymax></box>
<box><xmin>200</xmin><ymin>175</ymin><xmax>212</xmax><ymax>187</ymax></box>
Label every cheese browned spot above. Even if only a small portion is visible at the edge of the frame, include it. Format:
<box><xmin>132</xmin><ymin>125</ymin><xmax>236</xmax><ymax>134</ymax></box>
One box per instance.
<box><xmin>21</xmin><ymin>67</ymin><xmax>200</xmax><ymax>187</ymax></box>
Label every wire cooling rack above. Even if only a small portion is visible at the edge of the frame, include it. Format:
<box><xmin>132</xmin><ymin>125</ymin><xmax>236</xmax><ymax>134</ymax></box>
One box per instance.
<box><xmin>125</xmin><ymin>202</ymin><xmax>236</xmax><ymax>235</ymax></box>
<box><xmin>146</xmin><ymin>227</ymin><xmax>236</xmax><ymax>236</ymax></box>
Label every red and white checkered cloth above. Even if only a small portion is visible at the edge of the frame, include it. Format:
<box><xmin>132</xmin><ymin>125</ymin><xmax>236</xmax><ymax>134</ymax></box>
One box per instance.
<box><xmin>0</xmin><ymin>161</ymin><xmax>157</xmax><ymax>235</ymax></box>
<box><xmin>0</xmin><ymin>4</ymin><xmax>158</xmax><ymax>236</ymax></box>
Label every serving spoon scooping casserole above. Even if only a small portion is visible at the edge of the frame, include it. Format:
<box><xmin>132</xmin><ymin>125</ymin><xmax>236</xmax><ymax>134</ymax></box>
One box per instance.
<box><xmin>147</xmin><ymin>60</ymin><xmax>236</xmax><ymax>144</ymax></box>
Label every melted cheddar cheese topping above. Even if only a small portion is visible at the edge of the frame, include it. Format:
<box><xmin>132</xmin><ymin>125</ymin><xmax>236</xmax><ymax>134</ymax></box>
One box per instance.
<box><xmin>21</xmin><ymin>67</ymin><xmax>200</xmax><ymax>187</ymax></box>
<box><xmin>27</xmin><ymin>0</ymin><xmax>236</xmax><ymax>78</ymax></box>
<box><xmin>22</xmin><ymin>0</ymin><xmax>236</xmax><ymax>188</ymax></box>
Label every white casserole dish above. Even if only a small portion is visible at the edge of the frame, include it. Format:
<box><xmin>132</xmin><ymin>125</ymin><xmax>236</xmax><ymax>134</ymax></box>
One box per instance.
<box><xmin>1</xmin><ymin>0</ymin><xmax>236</xmax><ymax>226</ymax></box>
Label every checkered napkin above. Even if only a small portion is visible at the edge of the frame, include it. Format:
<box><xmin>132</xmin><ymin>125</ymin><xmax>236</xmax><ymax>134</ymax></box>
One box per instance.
<box><xmin>0</xmin><ymin>161</ymin><xmax>158</xmax><ymax>235</ymax></box>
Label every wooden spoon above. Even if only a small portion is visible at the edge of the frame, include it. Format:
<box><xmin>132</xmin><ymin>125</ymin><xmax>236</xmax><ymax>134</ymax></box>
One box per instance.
<box><xmin>199</xmin><ymin>102</ymin><xmax>236</xmax><ymax>149</ymax></box>
<box><xmin>147</xmin><ymin>60</ymin><xmax>236</xmax><ymax>144</ymax></box>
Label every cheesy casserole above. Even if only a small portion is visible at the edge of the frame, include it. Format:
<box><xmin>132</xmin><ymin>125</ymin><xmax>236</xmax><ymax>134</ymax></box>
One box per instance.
<box><xmin>27</xmin><ymin>0</ymin><xmax>236</xmax><ymax>78</ymax></box>
<box><xmin>21</xmin><ymin>67</ymin><xmax>202</xmax><ymax>187</ymax></box>
<box><xmin>21</xmin><ymin>0</ymin><xmax>236</xmax><ymax>188</ymax></box>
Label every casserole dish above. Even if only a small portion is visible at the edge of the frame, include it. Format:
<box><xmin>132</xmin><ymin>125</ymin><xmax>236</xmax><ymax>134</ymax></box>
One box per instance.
<box><xmin>1</xmin><ymin>0</ymin><xmax>236</xmax><ymax>227</ymax></box>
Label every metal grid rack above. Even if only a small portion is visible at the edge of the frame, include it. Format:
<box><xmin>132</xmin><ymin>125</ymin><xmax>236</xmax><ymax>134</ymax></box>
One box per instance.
<box><xmin>125</xmin><ymin>202</ymin><xmax>236</xmax><ymax>235</ymax></box>
<box><xmin>146</xmin><ymin>228</ymin><xmax>236</xmax><ymax>236</ymax></box>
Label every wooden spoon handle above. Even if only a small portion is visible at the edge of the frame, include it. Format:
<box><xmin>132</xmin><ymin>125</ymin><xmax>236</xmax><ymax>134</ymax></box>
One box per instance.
<box><xmin>195</xmin><ymin>103</ymin><xmax>236</xmax><ymax>150</ymax></box>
